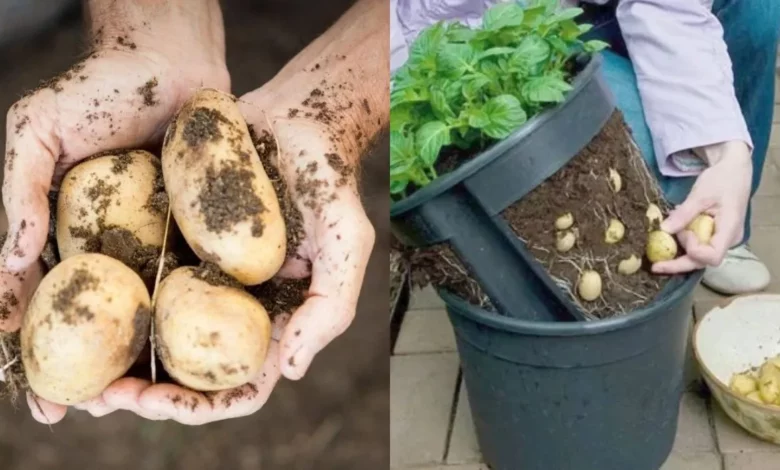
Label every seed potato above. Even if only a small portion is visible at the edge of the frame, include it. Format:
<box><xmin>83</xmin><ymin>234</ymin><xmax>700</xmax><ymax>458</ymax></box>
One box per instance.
<box><xmin>555</xmin><ymin>213</ymin><xmax>574</xmax><ymax>230</ymax></box>
<box><xmin>687</xmin><ymin>214</ymin><xmax>715</xmax><ymax>244</ymax></box>
<box><xmin>555</xmin><ymin>230</ymin><xmax>576</xmax><ymax>253</ymax></box>
<box><xmin>162</xmin><ymin>88</ymin><xmax>286</xmax><ymax>285</ymax></box>
<box><xmin>577</xmin><ymin>270</ymin><xmax>602</xmax><ymax>301</ymax></box>
<box><xmin>21</xmin><ymin>254</ymin><xmax>151</xmax><ymax>405</ymax></box>
<box><xmin>154</xmin><ymin>267</ymin><xmax>272</xmax><ymax>391</ymax></box>
<box><xmin>56</xmin><ymin>150</ymin><xmax>166</xmax><ymax>260</ymax></box>
<box><xmin>645</xmin><ymin>204</ymin><xmax>663</xmax><ymax>229</ymax></box>
<box><xmin>617</xmin><ymin>255</ymin><xmax>641</xmax><ymax>275</ymax></box>
<box><xmin>604</xmin><ymin>218</ymin><xmax>625</xmax><ymax>244</ymax></box>
<box><xmin>646</xmin><ymin>231</ymin><xmax>677</xmax><ymax>263</ymax></box>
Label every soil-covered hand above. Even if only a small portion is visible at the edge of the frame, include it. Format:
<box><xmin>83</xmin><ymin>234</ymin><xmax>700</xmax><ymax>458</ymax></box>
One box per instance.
<box><xmin>128</xmin><ymin>84</ymin><xmax>377</xmax><ymax>424</ymax></box>
<box><xmin>652</xmin><ymin>141</ymin><xmax>753</xmax><ymax>274</ymax></box>
<box><xmin>0</xmin><ymin>0</ymin><xmax>229</xmax><ymax>423</ymax></box>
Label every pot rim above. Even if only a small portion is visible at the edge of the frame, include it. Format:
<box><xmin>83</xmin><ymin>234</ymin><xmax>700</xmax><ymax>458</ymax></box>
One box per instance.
<box><xmin>390</xmin><ymin>53</ymin><xmax>603</xmax><ymax>218</ymax></box>
<box><xmin>441</xmin><ymin>270</ymin><xmax>703</xmax><ymax>336</ymax></box>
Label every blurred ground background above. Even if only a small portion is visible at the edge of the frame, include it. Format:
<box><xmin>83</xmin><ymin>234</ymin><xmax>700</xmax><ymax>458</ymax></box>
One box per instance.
<box><xmin>0</xmin><ymin>1</ymin><xmax>389</xmax><ymax>469</ymax></box>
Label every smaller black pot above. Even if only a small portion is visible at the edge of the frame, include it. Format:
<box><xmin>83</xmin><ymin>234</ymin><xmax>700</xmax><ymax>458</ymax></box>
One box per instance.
<box><xmin>391</xmin><ymin>55</ymin><xmax>615</xmax><ymax>321</ymax></box>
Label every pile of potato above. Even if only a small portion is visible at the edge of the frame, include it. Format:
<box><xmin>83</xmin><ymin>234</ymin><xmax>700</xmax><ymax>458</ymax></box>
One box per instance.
<box><xmin>730</xmin><ymin>355</ymin><xmax>780</xmax><ymax>406</ymax></box>
<box><xmin>21</xmin><ymin>89</ymin><xmax>285</xmax><ymax>404</ymax></box>
<box><xmin>552</xmin><ymin>167</ymin><xmax>715</xmax><ymax>303</ymax></box>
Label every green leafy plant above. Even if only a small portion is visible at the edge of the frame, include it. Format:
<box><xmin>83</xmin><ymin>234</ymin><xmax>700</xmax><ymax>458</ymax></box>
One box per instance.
<box><xmin>390</xmin><ymin>0</ymin><xmax>608</xmax><ymax>198</ymax></box>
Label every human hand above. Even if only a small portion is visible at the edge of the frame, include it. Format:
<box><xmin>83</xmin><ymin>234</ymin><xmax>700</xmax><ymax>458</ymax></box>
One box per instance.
<box><xmin>128</xmin><ymin>84</ymin><xmax>377</xmax><ymax>424</ymax></box>
<box><xmin>0</xmin><ymin>0</ymin><xmax>229</xmax><ymax>423</ymax></box>
<box><xmin>652</xmin><ymin>141</ymin><xmax>753</xmax><ymax>274</ymax></box>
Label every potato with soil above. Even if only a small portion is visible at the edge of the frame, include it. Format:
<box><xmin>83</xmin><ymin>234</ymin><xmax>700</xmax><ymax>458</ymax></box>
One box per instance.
<box><xmin>154</xmin><ymin>266</ymin><xmax>272</xmax><ymax>391</ymax></box>
<box><xmin>162</xmin><ymin>89</ymin><xmax>286</xmax><ymax>285</ymax></box>
<box><xmin>21</xmin><ymin>253</ymin><xmax>151</xmax><ymax>405</ymax></box>
<box><xmin>57</xmin><ymin>150</ymin><xmax>166</xmax><ymax>260</ymax></box>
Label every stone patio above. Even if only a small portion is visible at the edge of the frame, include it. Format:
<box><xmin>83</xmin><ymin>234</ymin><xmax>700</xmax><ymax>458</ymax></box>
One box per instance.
<box><xmin>389</xmin><ymin>76</ymin><xmax>780</xmax><ymax>470</ymax></box>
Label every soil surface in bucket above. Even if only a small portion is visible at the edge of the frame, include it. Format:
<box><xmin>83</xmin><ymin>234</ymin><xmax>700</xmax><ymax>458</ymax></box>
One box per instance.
<box><xmin>503</xmin><ymin>111</ymin><xmax>671</xmax><ymax>319</ymax></box>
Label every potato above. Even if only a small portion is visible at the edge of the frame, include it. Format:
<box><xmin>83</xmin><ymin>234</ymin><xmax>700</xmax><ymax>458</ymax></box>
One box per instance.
<box><xmin>604</xmin><ymin>218</ymin><xmax>625</xmax><ymax>244</ymax></box>
<box><xmin>57</xmin><ymin>150</ymin><xmax>166</xmax><ymax>260</ymax></box>
<box><xmin>646</xmin><ymin>231</ymin><xmax>677</xmax><ymax>263</ymax></box>
<box><xmin>555</xmin><ymin>230</ymin><xmax>576</xmax><ymax>253</ymax></box>
<box><xmin>617</xmin><ymin>254</ymin><xmax>641</xmax><ymax>275</ymax></box>
<box><xmin>759</xmin><ymin>363</ymin><xmax>780</xmax><ymax>404</ymax></box>
<box><xmin>154</xmin><ymin>266</ymin><xmax>272</xmax><ymax>391</ymax></box>
<box><xmin>746</xmin><ymin>391</ymin><xmax>764</xmax><ymax>404</ymax></box>
<box><xmin>577</xmin><ymin>270</ymin><xmax>602</xmax><ymax>301</ymax></box>
<box><xmin>687</xmin><ymin>214</ymin><xmax>715</xmax><ymax>245</ymax></box>
<box><xmin>646</xmin><ymin>204</ymin><xmax>663</xmax><ymax>229</ymax></box>
<box><xmin>21</xmin><ymin>253</ymin><xmax>151</xmax><ymax>405</ymax></box>
<box><xmin>730</xmin><ymin>373</ymin><xmax>758</xmax><ymax>396</ymax></box>
<box><xmin>555</xmin><ymin>213</ymin><xmax>574</xmax><ymax>230</ymax></box>
<box><xmin>162</xmin><ymin>88</ymin><xmax>286</xmax><ymax>285</ymax></box>
<box><xmin>608</xmin><ymin>168</ymin><xmax>622</xmax><ymax>193</ymax></box>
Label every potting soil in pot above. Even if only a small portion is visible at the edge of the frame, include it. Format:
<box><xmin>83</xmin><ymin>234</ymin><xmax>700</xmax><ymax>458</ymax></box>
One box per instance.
<box><xmin>503</xmin><ymin>111</ymin><xmax>671</xmax><ymax>318</ymax></box>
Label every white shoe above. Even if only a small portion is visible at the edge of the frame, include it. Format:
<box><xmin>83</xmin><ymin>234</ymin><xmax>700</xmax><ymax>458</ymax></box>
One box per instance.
<box><xmin>702</xmin><ymin>245</ymin><xmax>771</xmax><ymax>295</ymax></box>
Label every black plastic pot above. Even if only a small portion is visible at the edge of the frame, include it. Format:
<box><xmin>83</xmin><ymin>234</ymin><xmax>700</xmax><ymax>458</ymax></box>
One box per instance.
<box><xmin>391</xmin><ymin>55</ymin><xmax>615</xmax><ymax>322</ymax></box>
<box><xmin>443</xmin><ymin>269</ymin><xmax>702</xmax><ymax>470</ymax></box>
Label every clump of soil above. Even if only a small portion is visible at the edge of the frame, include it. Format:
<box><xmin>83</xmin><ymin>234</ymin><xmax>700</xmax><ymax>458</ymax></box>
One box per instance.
<box><xmin>182</xmin><ymin>107</ymin><xmax>229</xmax><ymax>147</ymax></box>
<box><xmin>137</xmin><ymin>77</ymin><xmax>159</xmax><ymax>107</ymax></box>
<box><xmin>197</xmin><ymin>160</ymin><xmax>267</xmax><ymax>236</ymax></box>
<box><xmin>0</xmin><ymin>331</ymin><xmax>27</xmax><ymax>402</ymax></box>
<box><xmin>98</xmin><ymin>228</ymin><xmax>178</xmax><ymax>288</ymax></box>
<box><xmin>502</xmin><ymin>111</ymin><xmax>669</xmax><ymax>319</ymax></box>
<box><xmin>110</xmin><ymin>152</ymin><xmax>133</xmax><ymax>174</ymax></box>
<box><xmin>407</xmin><ymin>244</ymin><xmax>492</xmax><ymax>309</ymax></box>
<box><xmin>52</xmin><ymin>268</ymin><xmax>100</xmax><ymax>325</ymax></box>
<box><xmin>248</xmin><ymin>277</ymin><xmax>310</xmax><ymax>319</ymax></box>
<box><xmin>249</xmin><ymin>126</ymin><xmax>304</xmax><ymax>258</ymax></box>
<box><xmin>144</xmin><ymin>157</ymin><xmax>169</xmax><ymax>215</ymax></box>
<box><xmin>192</xmin><ymin>262</ymin><xmax>242</xmax><ymax>289</ymax></box>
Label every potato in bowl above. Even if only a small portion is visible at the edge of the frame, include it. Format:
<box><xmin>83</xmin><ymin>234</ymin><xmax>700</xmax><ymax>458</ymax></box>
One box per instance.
<box><xmin>693</xmin><ymin>294</ymin><xmax>780</xmax><ymax>444</ymax></box>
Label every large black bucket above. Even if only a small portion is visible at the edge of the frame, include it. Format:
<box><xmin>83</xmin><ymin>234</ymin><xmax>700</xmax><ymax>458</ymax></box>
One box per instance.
<box><xmin>442</xmin><ymin>270</ymin><xmax>702</xmax><ymax>470</ymax></box>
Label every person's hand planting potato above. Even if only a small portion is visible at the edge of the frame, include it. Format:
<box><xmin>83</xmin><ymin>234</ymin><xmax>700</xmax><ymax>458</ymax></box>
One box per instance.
<box><xmin>126</xmin><ymin>0</ymin><xmax>388</xmax><ymax>425</ymax></box>
<box><xmin>0</xmin><ymin>0</ymin><xmax>229</xmax><ymax>423</ymax></box>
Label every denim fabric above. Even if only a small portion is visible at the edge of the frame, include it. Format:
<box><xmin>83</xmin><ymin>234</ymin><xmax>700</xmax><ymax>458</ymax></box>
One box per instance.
<box><xmin>584</xmin><ymin>0</ymin><xmax>780</xmax><ymax>242</ymax></box>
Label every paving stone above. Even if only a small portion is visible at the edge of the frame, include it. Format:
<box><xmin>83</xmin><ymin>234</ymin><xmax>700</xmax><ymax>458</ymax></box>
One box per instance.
<box><xmin>750</xmin><ymin>197</ymin><xmax>780</xmax><ymax>227</ymax></box>
<box><xmin>756</xmin><ymin>158</ymin><xmax>780</xmax><ymax>197</ymax></box>
<box><xmin>391</xmin><ymin>353</ymin><xmax>460</xmax><ymax>468</ymax></box>
<box><xmin>394</xmin><ymin>309</ymin><xmax>457</xmax><ymax>355</ymax></box>
<box><xmin>673</xmin><ymin>393</ymin><xmax>717</xmax><ymax>454</ymax></box>
<box><xmin>661</xmin><ymin>452</ymin><xmax>722</xmax><ymax>470</ymax></box>
<box><xmin>400</xmin><ymin>465</ymin><xmax>490</xmax><ymax>470</ymax></box>
<box><xmin>747</xmin><ymin>226</ymin><xmax>780</xmax><ymax>293</ymax></box>
<box><xmin>446</xmin><ymin>381</ymin><xmax>482</xmax><ymax>464</ymax></box>
<box><xmin>712</xmin><ymin>402</ymin><xmax>780</xmax><ymax>454</ymax></box>
<box><xmin>693</xmin><ymin>284</ymin><xmax>729</xmax><ymax>323</ymax></box>
<box><xmin>725</xmin><ymin>452</ymin><xmax>780</xmax><ymax>470</ymax></box>
<box><xmin>409</xmin><ymin>286</ymin><xmax>445</xmax><ymax>310</ymax></box>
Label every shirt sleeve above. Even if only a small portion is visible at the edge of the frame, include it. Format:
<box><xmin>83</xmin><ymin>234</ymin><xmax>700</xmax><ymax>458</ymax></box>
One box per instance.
<box><xmin>615</xmin><ymin>0</ymin><xmax>753</xmax><ymax>177</ymax></box>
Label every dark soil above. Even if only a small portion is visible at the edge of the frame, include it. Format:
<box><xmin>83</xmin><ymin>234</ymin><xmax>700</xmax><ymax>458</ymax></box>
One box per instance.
<box><xmin>98</xmin><ymin>228</ymin><xmax>179</xmax><ymax>288</ymax></box>
<box><xmin>182</xmin><ymin>107</ymin><xmax>229</xmax><ymax>148</ymax></box>
<box><xmin>407</xmin><ymin>244</ymin><xmax>492</xmax><ymax>309</ymax></box>
<box><xmin>136</xmin><ymin>77</ymin><xmax>159</xmax><ymax>107</ymax></box>
<box><xmin>198</xmin><ymin>160</ymin><xmax>267</xmax><ymax>236</ymax></box>
<box><xmin>192</xmin><ymin>262</ymin><xmax>243</xmax><ymax>289</ymax></box>
<box><xmin>52</xmin><ymin>268</ymin><xmax>100</xmax><ymax>325</ymax></box>
<box><xmin>247</xmin><ymin>277</ymin><xmax>310</xmax><ymax>320</ymax></box>
<box><xmin>502</xmin><ymin>111</ymin><xmax>670</xmax><ymax>318</ymax></box>
<box><xmin>249</xmin><ymin>126</ymin><xmax>304</xmax><ymax>258</ymax></box>
<box><xmin>144</xmin><ymin>157</ymin><xmax>169</xmax><ymax>215</ymax></box>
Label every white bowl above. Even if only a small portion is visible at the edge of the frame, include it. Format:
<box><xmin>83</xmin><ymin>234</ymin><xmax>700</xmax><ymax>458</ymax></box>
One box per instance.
<box><xmin>693</xmin><ymin>294</ymin><xmax>780</xmax><ymax>443</ymax></box>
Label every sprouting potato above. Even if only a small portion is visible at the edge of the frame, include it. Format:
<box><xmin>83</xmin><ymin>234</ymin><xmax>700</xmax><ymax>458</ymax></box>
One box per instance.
<box><xmin>604</xmin><ymin>218</ymin><xmax>625</xmax><ymax>244</ymax></box>
<box><xmin>617</xmin><ymin>255</ymin><xmax>641</xmax><ymax>275</ymax></box>
<box><xmin>555</xmin><ymin>213</ymin><xmax>574</xmax><ymax>230</ymax></box>
<box><xmin>577</xmin><ymin>270</ymin><xmax>602</xmax><ymax>301</ymax></box>
<box><xmin>759</xmin><ymin>363</ymin><xmax>780</xmax><ymax>404</ymax></box>
<box><xmin>556</xmin><ymin>230</ymin><xmax>576</xmax><ymax>253</ymax></box>
<box><xmin>646</xmin><ymin>204</ymin><xmax>663</xmax><ymax>229</ymax></box>
<box><xmin>608</xmin><ymin>168</ymin><xmax>622</xmax><ymax>193</ymax></box>
<box><xmin>730</xmin><ymin>373</ymin><xmax>758</xmax><ymax>396</ymax></box>
<box><xmin>687</xmin><ymin>214</ymin><xmax>715</xmax><ymax>245</ymax></box>
<box><xmin>646</xmin><ymin>231</ymin><xmax>677</xmax><ymax>263</ymax></box>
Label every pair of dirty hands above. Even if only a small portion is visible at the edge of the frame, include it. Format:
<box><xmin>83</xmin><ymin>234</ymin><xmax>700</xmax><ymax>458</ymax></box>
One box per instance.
<box><xmin>0</xmin><ymin>21</ymin><xmax>374</xmax><ymax>424</ymax></box>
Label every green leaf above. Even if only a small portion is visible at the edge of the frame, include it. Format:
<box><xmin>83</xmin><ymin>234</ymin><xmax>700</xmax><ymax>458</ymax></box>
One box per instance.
<box><xmin>559</xmin><ymin>19</ymin><xmax>583</xmax><ymax>41</ymax></box>
<box><xmin>390</xmin><ymin>104</ymin><xmax>415</xmax><ymax>132</ymax></box>
<box><xmin>390</xmin><ymin>178</ymin><xmax>409</xmax><ymax>195</ymax></box>
<box><xmin>390</xmin><ymin>130</ymin><xmax>416</xmax><ymax>171</ymax></box>
<box><xmin>446</xmin><ymin>22</ymin><xmax>476</xmax><ymax>43</ymax></box>
<box><xmin>521</xmin><ymin>5</ymin><xmax>547</xmax><ymax>27</ymax></box>
<box><xmin>544</xmin><ymin>7</ymin><xmax>583</xmax><ymax>25</ymax></box>
<box><xmin>408</xmin><ymin>22</ymin><xmax>446</xmax><ymax>71</ymax></box>
<box><xmin>481</xmin><ymin>95</ymin><xmax>527</xmax><ymax>139</ymax></box>
<box><xmin>511</xmin><ymin>35</ymin><xmax>550</xmax><ymax>68</ymax></box>
<box><xmin>584</xmin><ymin>40</ymin><xmax>610</xmax><ymax>53</ymax></box>
<box><xmin>467</xmin><ymin>108</ymin><xmax>490</xmax><ymax>129</ymax></box>
<box><xmin>483</xmin><ymin>2</ymin><xmax>525</xmax><ymax>30</ymax></box>
<box><xmin>578</xmin><ymin>23</ymin><xmax>593</xmax><ymax>34</ymax></box>
<box><xmin>437</xmin><ymin>43</ymin><xmax>476</xmax><ymax>78</ymax></box>
<box><xmin>522</xmin><ymin>74</ymin><xmax>573</xmax><ymax>103</ymax></box>
<box><xmin>462</xmin><ymin>74</ymin><xmax>491</xmax><ymax>101</ymax></box>
<box><xmin>547</xmin><ymin>35</ymin><xmax>570</xmax><ymax>55</ymax></box>
<box><xmin>430</xmin><ymin>87</ymin><xmax>456</xmax><ymax>120</ymax></box>
<box><xmin>415</xmin><ymin>121</ymin><xmax>451</xmax><ymax>166</ymax></box>
<box><xmin>476</xmin><ymin>47</ymin><xmax>517</xmax><ymax>61</ymax></box>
